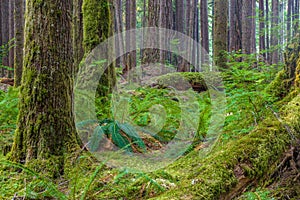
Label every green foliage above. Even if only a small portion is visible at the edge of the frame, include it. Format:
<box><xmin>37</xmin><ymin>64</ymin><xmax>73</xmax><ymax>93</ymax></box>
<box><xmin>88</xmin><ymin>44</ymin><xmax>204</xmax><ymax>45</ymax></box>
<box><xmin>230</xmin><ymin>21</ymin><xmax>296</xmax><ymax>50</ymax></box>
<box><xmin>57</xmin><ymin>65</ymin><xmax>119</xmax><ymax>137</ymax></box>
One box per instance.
<box><xmin>0</xmin><ymin>87</ymin><xmax>19</xmax><ymax>132</ymax></box>
<box><xmin>239</xmin><ymin>188</ymin><xmax>274</xmax><ymax>200</ymax></box>
<box><xmin>0</xmin><ymin>159</ymin><xmax>67</xmax><ymax>200</ymax></box>
<box><xmin>0</xmin><ymin>87</ymin><xmax>19</xmax><ymax>154</ymax></box>
<box><xmin>221</xmin><ymin>52</ymin><xmax>282</xmax><ymax>140</ymax></box>
<box><xmin>0</xmin><ymin>40</ymin><xmax>15</xmax><ymax>70</ymax></box>
<box><xmin>87</xmin><ymin>119</ymin><xmax>146</xmax><ymax>153</ymax></box>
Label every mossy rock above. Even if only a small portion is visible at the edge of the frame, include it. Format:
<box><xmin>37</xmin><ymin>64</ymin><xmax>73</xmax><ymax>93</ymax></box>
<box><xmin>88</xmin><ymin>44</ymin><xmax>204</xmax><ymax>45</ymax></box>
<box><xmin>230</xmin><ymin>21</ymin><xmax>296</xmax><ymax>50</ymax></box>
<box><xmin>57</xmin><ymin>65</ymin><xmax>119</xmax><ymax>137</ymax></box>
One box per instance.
<box><xmin>146</xmin><ymin>72</ymin><xmax>208</xmax><ymax>93</ymax></box>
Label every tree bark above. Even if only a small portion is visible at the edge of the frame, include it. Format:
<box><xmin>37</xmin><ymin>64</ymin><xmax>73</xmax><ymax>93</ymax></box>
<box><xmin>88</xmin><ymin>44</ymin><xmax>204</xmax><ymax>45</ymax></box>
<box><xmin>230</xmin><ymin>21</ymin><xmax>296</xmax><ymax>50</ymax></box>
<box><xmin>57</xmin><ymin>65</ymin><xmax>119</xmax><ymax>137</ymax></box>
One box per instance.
<box><xmin>213</xmin><ymin>0</ymin><xmax>228</xmax><ymax>70</ymax></box>
<box><xmin>271</xmin><ymin>0</ymin><xmax>279</xmax><ymax>64</ymax></box>
<box><xmin>0</xmin><ymin>0</ymin><xmax>2</xmax><ymax>77</ymax></box>
<box><xmin>287</xmin><ymin>0</ymin><xmax>292</xmax><ymax>41</ymax></box>
<box><xmin>10</xmin><ymin>0</ymin><xmax>81</xmax><ymax>178</ymax></box>
<box><xmin>82</xmin><ymin>0</ymin><xmax>116</xmax><ymax>120</ymax></box>
<box><xmin>201</xmin><ymin>0</ymin><xmax>209</xmax><ymax>67</ymax></box>
<box><xmin>251</xmin><ymin>0</ymin><xmax>256</xmax><ymax>54</ymax></box>
<box><xmin>229</xmin><ymin>0</ymin><xmax>242</xmax><ymax>52</ymax></box>
<box><xmin>266</xmin><ymin>0</ymin><xmax>270</xmax><ymax>63</ymax></box>
<box><xmin>14</xmin><ymin>0</ymin><xmax>25</xmax><ymax>87</ymax></box>
<box><xmin>114</xmin><ymin>0</ymin><xmax>125</xmax><ymax>69</ymax></box>
<box><xmin>293</xmin><ymin>0</ymin><xmax>299</xmax><ymax>35</ymax></box>
<box><xmin>73</xmin><ymin>0</ymin><xmax>84</xmax><ymax>74</ymax></box>
<box><xmin>242</xmin><ymin>0</ymin><xmax>253</xmax><ymax>54</ymax></box>
<box><xmin>124</xmin><ymin>0</ymin><xmax>136</xmax><ymax>75</ymax></box>
<box><xmin>142</xmin><ymin>0</ymin><xmax>160</xmax><ymax>64</ymax></box>
<box><xmin>259</xmin><ymin>0</ymin><xmax>266</xmax><ymax>60</ymax></box>
<box><xmin>1</xmin><ymin>0</ymin><xmax>9</xmax><ymax>71</ymax></box>
<box><xmin>8</xmin><ymin>0</ymin><xmax>15</xmax><ymax>77</ymax></box>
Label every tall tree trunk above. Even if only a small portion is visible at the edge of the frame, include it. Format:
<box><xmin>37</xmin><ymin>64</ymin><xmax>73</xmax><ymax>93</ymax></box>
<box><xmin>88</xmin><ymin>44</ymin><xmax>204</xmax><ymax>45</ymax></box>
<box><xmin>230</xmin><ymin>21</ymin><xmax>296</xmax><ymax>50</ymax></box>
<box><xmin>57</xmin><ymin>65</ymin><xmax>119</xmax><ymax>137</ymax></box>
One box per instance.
<box><xmin>175</xmin><ymin>0</ymin><xmax>184</xmax><ymax>34</ymax></box>
<box><xmin>0</xmin><ymin>0</ymin><xmax>2</xmax><ymax>77</ymax></box>
<box><xmin>271</xmin><ymin>0</ymin><xmax>279</xmax><ymax>64</ymax></box>
<box><xmin>10</xmin><ymin>0</ymin><xmax>81</xmax><ymax>178</ymax></box>
<box><xmin>175</xmin><ymin>0</ymin><xmax>185</xmax><ymax>70</ymax></box>
<box><xmin>178</xmin><ymin>0</ymin><xmax>195</xmax><ymax>72</ymax></box>
<box><xmin>229</xmin><ymin>0</ymin><xmax>242</xmax><ymax>52</ymax></box>
<box><xmin>201</xmin><ymin>0</ymin><xmax>209</xmax><ymax>67</ymax></box>
<box><xmin>193</xmin><ymin>0</ymin><xmax>199</xmax><ymax>71</ymax></box>
<box><xmin>293</xmin><ymin>0</ymin><xmax>299</xmax><ymax>35</ymax></box>
<box><xmin>213</xmin><ymin>0</ymin><xmax>228</xmax><ymax>70</ymax></box>
<box><xmin>279</xmin><ymin>2</ymin><xmax>284</xmax><ymax>62</ymax></box>
<box><xmin>114</xmin><ymin>0</ymin><xmax>125</xmax><ymax>69</ymax></box>
<box><xmin>142</xmin><ymin>0</ymin><xmax>160</xmax><ymax>64</ymax></box>
<box><xmin>166</xmin><ymin>0</ymin><xmax>173</xmax><ymax>64</ymax></box>
<box><xmin>82</xmin><ymin>0</ymin><xmax>116</xmax><ymax>120</ymax></box>
<box><xmin>159</xmin><ymin>0</ymin><xmax>167</xmax><ymax>63</ymax></box>
<box><xmin>8</xmin><ymin>0</ymin><xmax>15</xmax><ymax>78</ymax></box>
<box><xmin>251</xmin><ymin>0</ymin><xmax>256</xmax><ymax>54</ymax></box>
<box><xmin>259</xmin><ymin>0</ymin><xmax>266</xmax><ymax>60</ymax></box>
<box><xmin>14</xmin><ymin>0</ymin><xmax>25</xmax><ymax>87</ymax></box>
<box><xmin>1</xmin><ymin>0</ymin><xmax>9</xmax><ymax>71</ymax></box>
<box><xmin>73</xmin><ymin>0</ymin><xmax>84</xmax><ymax>74</ymax></box>
<box><xmin>242</xmin><ymin>0</ymin><xmax>253</xmax><ymax>54</ymax></box>
<box><xmin>287</xmin><ymin>0</ymin><xmax>292</xmax><ymax>41</ymax></box>
<box><xmin>266</xmin><ymin>0</ymin><xmax>270</xmax><ymax>63</ymax></box>
<box><xmin>124</xmin><ymin>0</ymin><xmax>136</xmax><ymax>75</ymax></box>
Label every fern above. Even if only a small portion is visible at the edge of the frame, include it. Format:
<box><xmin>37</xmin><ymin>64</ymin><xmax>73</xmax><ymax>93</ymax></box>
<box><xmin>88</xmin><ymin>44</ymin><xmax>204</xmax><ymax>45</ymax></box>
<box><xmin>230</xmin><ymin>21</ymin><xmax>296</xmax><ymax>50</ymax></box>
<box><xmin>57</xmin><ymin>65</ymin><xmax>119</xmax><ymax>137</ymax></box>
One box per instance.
<box><xmin>108</xmin><ymin>122</ymin><xmax>132</xmax><ymax>152</ymax></box>
<box><xmin>117</xmin><ymin>122</ymin><xmax>146</xmax><ymax>151</ymax></box>
<box><xmin>88</xmin><ymin>125</ymin><xmax>105</xmax><ymax>152</ymax></box>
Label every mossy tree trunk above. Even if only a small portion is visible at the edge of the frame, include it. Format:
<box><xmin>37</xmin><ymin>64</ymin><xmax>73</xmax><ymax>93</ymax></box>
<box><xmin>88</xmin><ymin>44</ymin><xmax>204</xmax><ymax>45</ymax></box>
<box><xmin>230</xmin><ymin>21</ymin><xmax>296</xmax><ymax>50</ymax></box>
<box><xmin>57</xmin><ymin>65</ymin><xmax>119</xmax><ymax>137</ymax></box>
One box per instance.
<box><xmin>82</xmin><ymin>0</ymin><xmax>116</xmax><ymax>120</ymax></box>
<box><xmin>10</xmin><ymin>0</ymin><xmax>81</xmax><ymax>178</ymax></box>
<box><xmin>14</xmin><ymin>0</ymin><xmax>25</xmax><ymax>87</ymax></box>
<box><xmin>73</xmin><ymin>0</ymin><xmax>84</xmax><ymax>74</ymax></box>
<box><xmin>8</xmin><ymin>0</ymin><xmax>15</xmax><ymax>78</ymax></box>
<box><xmin>213</xmin><ymin>0</ymin><xmax>228</xmax><ymax>70</ymax></box>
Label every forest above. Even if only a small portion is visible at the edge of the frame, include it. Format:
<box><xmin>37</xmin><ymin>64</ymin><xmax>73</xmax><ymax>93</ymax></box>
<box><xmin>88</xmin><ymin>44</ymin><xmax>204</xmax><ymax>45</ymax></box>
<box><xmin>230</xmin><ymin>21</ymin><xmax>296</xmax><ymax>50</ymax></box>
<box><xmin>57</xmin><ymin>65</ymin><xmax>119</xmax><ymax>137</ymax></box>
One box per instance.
<box><xmin>0</xmin><ymin>0</ymin><xmax>300</xmax><ymax>199</ymax></box>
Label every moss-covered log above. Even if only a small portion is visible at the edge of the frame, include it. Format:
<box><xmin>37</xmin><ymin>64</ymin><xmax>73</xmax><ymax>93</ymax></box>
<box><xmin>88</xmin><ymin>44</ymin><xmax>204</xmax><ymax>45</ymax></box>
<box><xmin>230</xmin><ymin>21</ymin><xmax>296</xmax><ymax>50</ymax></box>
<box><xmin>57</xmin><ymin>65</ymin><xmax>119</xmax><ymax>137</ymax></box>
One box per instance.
<box><xmin>151</xmin><ymin>50</ymin><xmax>300</xmax><ymax>199</ymax></box>
<box><xmin>9</xmin><ymin>0</ymin><xmax>81</xmax><ymax>178</ymax></box>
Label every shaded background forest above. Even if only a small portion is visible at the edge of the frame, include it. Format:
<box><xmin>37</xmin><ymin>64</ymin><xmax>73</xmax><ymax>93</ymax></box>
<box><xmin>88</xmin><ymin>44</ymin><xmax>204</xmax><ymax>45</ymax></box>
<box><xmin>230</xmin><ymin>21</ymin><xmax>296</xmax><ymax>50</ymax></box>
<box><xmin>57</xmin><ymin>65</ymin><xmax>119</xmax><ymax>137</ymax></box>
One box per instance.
<box><xmin>1</xmin><ymin>0</ymin><xmax>300</xmax><ymax>199</ymax></box>
<box><xmin>1</xmin><ymin>0</ymin><xmax>300</xmax><ymax>78</ymax></box>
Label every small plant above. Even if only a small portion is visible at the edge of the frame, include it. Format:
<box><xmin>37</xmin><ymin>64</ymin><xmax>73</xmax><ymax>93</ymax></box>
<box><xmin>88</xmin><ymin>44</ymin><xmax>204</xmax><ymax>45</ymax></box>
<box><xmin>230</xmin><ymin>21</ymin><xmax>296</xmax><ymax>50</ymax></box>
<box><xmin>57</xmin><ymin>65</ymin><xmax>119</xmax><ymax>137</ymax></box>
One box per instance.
<box><xmin>222</xmin><ymin>52</ymin><xmax>282</xmax><ymax>140</ymax></box>
<box><xmin>240</xmin><ymin>188</ymin><xmax>274</xmax><ymax>200</ymax></box>
<box><xmin>0</xmin><ymin>87</ymin><xmax>19</xmax><ymax>154</ymax></box>
<box><xmin>0</xmin><ymin>39</ymin><xmax>15</xmax><ymax>71</ymax></box>
<box><xmin>87</xmin><ymin>119</ymin><xmax>147</xmax><ymax>153</ymax></box>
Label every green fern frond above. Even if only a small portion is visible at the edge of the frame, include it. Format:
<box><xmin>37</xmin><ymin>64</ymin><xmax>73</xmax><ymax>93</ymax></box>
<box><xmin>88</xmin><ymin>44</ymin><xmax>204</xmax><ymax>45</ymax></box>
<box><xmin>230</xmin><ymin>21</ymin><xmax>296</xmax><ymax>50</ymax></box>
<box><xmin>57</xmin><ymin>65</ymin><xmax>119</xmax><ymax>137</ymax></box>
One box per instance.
<box><xmin>117</xmin><ymin>122</ymin><xmax>146</xmax><ymax>151</ymax></box>
<box><xmin>88</xmin><ymin>125</ymin><xmax>105</xmax><ymax>152</ymax></box>
<box><xmin>107</xmin><ymin>122</ymin><xmax>132</xmax><ymax>152</ymax></box>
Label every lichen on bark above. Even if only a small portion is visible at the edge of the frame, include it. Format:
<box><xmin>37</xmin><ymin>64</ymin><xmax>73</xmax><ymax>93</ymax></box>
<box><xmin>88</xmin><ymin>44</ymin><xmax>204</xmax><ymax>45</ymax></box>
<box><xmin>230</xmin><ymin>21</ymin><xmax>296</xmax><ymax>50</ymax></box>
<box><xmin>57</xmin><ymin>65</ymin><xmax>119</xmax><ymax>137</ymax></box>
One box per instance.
<box><xmin>9</xmin><ymin>0</ymin><xmax>81</xmax><ymax>178</ymax></box>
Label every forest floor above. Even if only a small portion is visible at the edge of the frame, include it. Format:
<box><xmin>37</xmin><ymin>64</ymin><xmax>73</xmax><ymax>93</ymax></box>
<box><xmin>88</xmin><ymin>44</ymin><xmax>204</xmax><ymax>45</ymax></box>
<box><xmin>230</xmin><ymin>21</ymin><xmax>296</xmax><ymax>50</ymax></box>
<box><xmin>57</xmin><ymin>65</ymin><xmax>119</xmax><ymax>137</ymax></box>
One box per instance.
<box><xmin>1</xmin><ymin>60</ymin><xmax>300</xmax><ymax>199</ymax></box>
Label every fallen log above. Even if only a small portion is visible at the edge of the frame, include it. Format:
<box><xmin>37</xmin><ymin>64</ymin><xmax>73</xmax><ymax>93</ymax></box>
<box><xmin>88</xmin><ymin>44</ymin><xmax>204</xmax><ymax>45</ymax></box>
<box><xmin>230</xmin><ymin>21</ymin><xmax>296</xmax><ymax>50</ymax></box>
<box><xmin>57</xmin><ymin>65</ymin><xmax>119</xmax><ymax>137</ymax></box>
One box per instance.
<box><xmin>0</xmin><ymin>78</ymin><xmax>14</xmax><ymax>86</ymax></box>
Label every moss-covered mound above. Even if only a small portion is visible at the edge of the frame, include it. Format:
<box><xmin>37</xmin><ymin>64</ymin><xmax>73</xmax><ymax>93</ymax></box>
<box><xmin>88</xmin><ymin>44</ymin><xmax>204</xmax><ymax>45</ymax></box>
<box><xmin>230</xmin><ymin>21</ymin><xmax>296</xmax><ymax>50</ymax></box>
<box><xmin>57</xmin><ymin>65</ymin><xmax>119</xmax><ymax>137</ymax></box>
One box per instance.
<box><xmin>146</xmin><ymin>72</ymin><xmax>208</xmax><ymax>93</ymax></box>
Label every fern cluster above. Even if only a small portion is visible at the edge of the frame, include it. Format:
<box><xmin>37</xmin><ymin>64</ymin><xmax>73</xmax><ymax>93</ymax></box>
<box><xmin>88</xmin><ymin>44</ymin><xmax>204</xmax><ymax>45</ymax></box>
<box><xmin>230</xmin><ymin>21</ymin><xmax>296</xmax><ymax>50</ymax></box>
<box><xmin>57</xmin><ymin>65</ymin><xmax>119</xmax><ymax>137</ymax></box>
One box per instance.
<box><xmin>222</xmin><ymin>52</ymin><xmax>283</xmax><ymax>140</ymax></box>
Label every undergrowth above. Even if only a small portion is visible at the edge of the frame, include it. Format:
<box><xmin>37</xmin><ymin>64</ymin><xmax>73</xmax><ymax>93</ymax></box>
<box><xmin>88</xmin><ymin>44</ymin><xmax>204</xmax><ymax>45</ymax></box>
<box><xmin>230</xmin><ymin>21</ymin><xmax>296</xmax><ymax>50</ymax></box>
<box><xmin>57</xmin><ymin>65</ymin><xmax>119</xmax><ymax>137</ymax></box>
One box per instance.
<box><xmin>222</xmin><ymin>52</ymin><xmax>282</xmax><ymax>141</ymax></box>
<box><xmin>0</xmin><ymin>87</ymin><xmax>18</xmax><ymax>154</ymax></box>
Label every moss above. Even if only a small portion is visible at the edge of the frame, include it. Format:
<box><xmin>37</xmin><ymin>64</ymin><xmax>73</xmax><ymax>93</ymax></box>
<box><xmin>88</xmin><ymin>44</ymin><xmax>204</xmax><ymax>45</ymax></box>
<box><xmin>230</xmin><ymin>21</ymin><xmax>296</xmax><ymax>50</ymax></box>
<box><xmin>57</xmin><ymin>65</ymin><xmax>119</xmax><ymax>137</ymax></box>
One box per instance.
<box><xmin>82</xmin><ymin>0</ymin><xmax>116</xmax><ymax>121</ymax></box>
<box><xmin>149</xmin><ymin>72</ymin><xmax>208</xmax><ymax>93</ymax></box>
<box><xmin>294</xmin><ymin>52</ymin><xmax>300</xmax><ymax>87</ymax></box>
<box><xmin>82</xmin><ymin>0</ymin><xmax>111</xmax><ymax>53</ymax></box>
<box><xmin>151</xmin><ymin>92</ymin><xmax>300</xmax><ymax>199</ymax></box>
<box><xmin>265</xmin><ymin>70</ymin><xmax>290</xmax><ymax>101</ymax></box>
